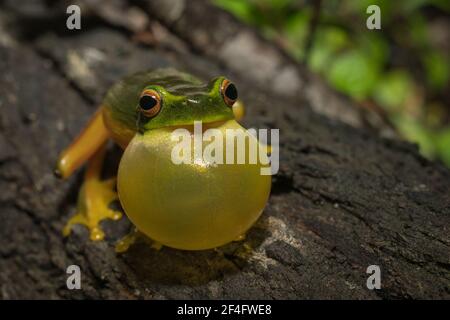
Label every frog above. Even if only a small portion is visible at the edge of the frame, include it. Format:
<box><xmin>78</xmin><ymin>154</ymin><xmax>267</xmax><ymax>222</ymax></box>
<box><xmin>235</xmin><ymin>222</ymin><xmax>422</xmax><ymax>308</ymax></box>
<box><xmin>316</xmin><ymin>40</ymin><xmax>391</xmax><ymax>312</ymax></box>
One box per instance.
<box><xmin>56</xmin><ymin>68</ymin><xmax>271</xmax><ymax>251</ymax></box>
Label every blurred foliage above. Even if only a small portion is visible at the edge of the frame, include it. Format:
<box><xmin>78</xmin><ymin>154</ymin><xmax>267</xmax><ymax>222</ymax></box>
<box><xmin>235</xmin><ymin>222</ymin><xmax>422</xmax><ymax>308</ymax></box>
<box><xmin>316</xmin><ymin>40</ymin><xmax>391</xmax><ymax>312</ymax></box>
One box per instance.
<box><xmin>213</xmin><ymin>0</ymin><xmax>450</xmax><ymax>166</ymax></box>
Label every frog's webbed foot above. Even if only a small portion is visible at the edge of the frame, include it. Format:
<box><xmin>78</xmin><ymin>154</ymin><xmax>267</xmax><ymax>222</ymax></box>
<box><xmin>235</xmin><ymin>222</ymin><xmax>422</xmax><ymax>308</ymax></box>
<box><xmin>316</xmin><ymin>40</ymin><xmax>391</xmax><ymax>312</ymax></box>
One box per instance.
<box><xmin>233</xmin><ymin>233</ymin><xmax>246</xmax><ymax>242</ymax></box>
<box><xmin>63</xmin><ymin>177</ymin><xmax>121</xmax><ymax>241</ymax></box>
<box><xmin>63</xmin><ymin>145</ymin><xmax>122</xmax><ymax>241</ymax></box>
<box><xmin>115</xmin><ymin>228</ymin><xmax>139</xmax><ymax>253</ymax></box>
<box><xmin>115</xmin><ymin>228</ymin><xmax>163</xmax><ymax>253</ymax></box>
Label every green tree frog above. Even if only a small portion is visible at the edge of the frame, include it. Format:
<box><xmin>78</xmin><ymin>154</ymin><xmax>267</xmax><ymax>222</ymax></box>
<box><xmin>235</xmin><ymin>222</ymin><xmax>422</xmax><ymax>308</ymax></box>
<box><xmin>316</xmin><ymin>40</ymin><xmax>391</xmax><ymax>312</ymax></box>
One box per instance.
<box><xmin>56</xmin><ymin>68</ymin><xmax>271</xmax><ymax>251</ymax></box>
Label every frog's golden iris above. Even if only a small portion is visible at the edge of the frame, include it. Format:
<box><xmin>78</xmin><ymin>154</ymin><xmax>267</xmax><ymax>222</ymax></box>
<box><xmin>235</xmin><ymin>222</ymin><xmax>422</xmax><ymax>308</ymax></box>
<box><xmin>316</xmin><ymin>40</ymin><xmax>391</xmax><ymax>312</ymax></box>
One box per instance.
<box><xmin>220</xmin><ymin>79</ymin><xmax>238</xmax><ymax>107</ymax></box>
<box><xmin>138</xmin><ymin>89</ymin><xmax>162</xmax><ymax>118</ymax></box>
<box><xmin>56</xmin><ymin>68</ymin><xmax>271</xmax><ymax>250</ymax></box>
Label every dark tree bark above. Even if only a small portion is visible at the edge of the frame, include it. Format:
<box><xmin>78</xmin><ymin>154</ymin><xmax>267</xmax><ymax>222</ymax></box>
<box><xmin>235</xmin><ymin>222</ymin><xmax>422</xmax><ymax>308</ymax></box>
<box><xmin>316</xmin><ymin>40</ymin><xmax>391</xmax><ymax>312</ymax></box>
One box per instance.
<box><xmin>0</xmin><ymin>0</ymin><xmax>448</xmax><ymax>299</ymax></box>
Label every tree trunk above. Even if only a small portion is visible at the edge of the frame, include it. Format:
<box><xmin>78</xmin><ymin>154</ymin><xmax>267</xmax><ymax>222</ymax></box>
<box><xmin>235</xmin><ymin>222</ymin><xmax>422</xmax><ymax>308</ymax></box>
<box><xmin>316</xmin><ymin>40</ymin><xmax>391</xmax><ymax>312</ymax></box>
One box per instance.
<box><xmin>0</xmin><ymin>0</ymin><xmax>448</xmax><ymax>299</ymax></box>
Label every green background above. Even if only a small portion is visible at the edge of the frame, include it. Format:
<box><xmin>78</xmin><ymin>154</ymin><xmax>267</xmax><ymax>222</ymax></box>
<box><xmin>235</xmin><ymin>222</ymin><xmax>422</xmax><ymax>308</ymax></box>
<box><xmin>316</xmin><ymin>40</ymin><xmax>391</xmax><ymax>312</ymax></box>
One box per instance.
<box><xmin>214</xmin><ymin>0</ymin><xmax>450</xmax><ymax>166</ymax></box>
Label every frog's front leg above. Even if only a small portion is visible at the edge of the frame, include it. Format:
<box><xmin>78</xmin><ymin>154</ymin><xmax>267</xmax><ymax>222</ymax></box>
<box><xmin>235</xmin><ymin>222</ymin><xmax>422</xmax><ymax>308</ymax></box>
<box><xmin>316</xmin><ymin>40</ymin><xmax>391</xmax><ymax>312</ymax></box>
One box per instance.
<box><xmin>57</xmin><ymin>107</ymin><xmax>122</xmax><ymax>241</ymax></box>
<box><xmin>115</xmin><ymin>228</ymin><xmax>163</xmax><ymax>253</ymax></box>
<box><xmin>62</xmin><ymin>143</ymin><xmax>122</xmax><ymax>241</ymax></box>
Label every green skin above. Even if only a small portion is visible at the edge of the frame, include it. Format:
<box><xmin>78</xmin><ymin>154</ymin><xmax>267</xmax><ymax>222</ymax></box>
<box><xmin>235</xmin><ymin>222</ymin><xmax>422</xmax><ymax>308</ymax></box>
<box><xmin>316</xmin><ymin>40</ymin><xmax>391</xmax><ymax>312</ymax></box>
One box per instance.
<box><xmin>102</xmin><ymin>68</ymin><xmax>271</xmax><ymax>250</ymax></box>
<box><xmin>104</xmin><ymin>68</ymin><xmax>235</xmax><ymax>133</ymax></box>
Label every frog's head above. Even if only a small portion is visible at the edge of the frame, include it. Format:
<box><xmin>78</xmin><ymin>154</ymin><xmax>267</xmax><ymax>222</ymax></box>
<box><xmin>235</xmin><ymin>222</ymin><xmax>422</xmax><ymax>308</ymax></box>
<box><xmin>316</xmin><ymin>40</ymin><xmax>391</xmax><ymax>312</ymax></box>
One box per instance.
<box><xmin>136</xmin><ymin>75</ymin><xmax>237</xmax><ymax>131</ymax></box>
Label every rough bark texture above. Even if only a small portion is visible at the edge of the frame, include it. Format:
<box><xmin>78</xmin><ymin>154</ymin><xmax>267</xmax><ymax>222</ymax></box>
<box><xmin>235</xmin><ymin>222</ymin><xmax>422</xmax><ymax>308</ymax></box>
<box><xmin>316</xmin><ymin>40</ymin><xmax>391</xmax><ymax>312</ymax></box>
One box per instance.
<box><xmin>0</xmin><ymin>0</ymin><xmax>449</xmax><ymax>299</ymax></box>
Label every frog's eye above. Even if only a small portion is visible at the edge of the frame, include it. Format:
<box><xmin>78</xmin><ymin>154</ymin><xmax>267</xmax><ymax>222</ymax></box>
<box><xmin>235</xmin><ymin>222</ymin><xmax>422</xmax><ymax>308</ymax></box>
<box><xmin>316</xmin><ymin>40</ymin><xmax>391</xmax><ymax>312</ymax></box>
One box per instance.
<box><xmin>139</xmin><ymin>89</ymin><xmax>162</xmax><ymax>117</ymax></box>
<box><xmin>221</xmin><ymin>79</ymin><xmax>238</xmax><ymax>107</ymax></box>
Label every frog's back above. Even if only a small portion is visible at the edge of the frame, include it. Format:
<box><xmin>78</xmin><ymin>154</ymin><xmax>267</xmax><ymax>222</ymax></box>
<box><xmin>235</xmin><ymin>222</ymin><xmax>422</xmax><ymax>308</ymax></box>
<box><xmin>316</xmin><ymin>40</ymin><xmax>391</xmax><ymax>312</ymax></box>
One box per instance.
<box><xmin>102</xmin><ymin>68</ymin><xmax>203</xmax><ymax>147</ymax></box>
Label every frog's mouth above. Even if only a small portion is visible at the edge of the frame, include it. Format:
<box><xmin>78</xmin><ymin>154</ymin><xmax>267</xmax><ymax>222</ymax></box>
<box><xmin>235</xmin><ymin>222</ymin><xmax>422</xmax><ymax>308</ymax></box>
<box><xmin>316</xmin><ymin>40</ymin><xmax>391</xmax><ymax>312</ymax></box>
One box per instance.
<box><xmin>141</xmin><ymin>101</ymin><xmax>236</xmax><ymax>131</ymax></box>
<box><xmin>162</xmin><ymin>119</ymin><xmax>233</xmax><ymax>133</ymax></box>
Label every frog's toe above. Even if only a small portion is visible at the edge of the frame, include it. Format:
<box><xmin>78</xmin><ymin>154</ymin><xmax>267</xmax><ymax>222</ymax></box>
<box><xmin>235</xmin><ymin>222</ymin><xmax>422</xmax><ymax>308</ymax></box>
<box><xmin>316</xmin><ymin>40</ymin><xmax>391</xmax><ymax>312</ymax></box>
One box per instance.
<box><xmin>115</xmin><ymin>229</ymin><xmax>164</xmax><ymax>253</ymax></box>
<box><xmin>233</xmin><ymin>233</ymin><xmax>246</xmax><ymax>242</ymax></box>
<box><xmin>150</xmin><ymin>241</ymin><xmax>163</xmax><ymax>251</ymax></box>
<box><xmin>63</xmin><ymin>177</ymin><xmax>122</xmax><ymax>241</ymax></box>
<box><xmin>115</xmin><ymin>228</ymin><xmax>141</xmax><ymax>253</ymax></box>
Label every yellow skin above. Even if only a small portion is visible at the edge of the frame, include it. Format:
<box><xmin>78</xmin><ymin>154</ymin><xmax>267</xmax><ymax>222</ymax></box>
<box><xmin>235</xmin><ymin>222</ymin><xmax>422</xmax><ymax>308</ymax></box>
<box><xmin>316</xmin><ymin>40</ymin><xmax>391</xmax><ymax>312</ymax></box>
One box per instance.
<box><xmin>56</xmin><ymin>68</ymin><xmax>271</xmax><ymax>251</ymax></box>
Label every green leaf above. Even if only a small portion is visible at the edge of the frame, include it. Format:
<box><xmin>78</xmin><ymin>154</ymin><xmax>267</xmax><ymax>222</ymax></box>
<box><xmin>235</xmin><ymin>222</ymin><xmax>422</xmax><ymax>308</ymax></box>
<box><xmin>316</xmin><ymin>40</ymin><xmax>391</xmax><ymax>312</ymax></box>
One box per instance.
<box><xmin>373</xmin><ymin>70</ymin><xmax>413</xmax><ymax>112</ymax></box>
<box><xmin>308</xmin><ymin>27</ymin><xmax>349</xmax><ymax>72</ymax></box>
<box><xmin>422</xmin><ymin>51</ymin><xmax>449</xmax><ymax>90</ymax></box>
<box><xmin>328</xmin><ymin>50</ymin><xmax>380</xmax><ymax>99</ymax></box>
<box><xmin>264</xmin><ymin>0</ymin><xmax>297</xmax><ymax>10</ymax></box>
<box><xmin>212</xmin><ymin>0</ymin><xmax>253</xmax><ymax>23</ymax></box>
<box><xmin>400</xmin><ymin>0</ymin><xmax>430</xmax><ymax>13</ymax></box>
<box><xmin>283</xmin><ymin>11</ymin><xmax>310</xmax><ymax>59</ymax></box>
<box><xmin>430</xmin><ymin>0</ymin><xmax>450</xmax><ymax>12</ymax></box>
<box><xmin>359</xmin><ymin>33</ymin><xmax>388</xmax><ymax>68</ymax></box>
<box><xmin>393</xmin><ymin>115</ymin><xmax>435</xmax><ymax>157</ymax></box>
<box><xmin>435</xmin><ymin>128</ymin><xmax>450</xmax><ymax>167</ymax></box>
<box><xmin>309</xmin><ymin>46</ymin><xmax>333</xmax><ymax>73</ymax></box>
<box><xmin>408</xmin><ymin>13</ymin><xmax>428</xmax><ymax>46</ymax></box>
